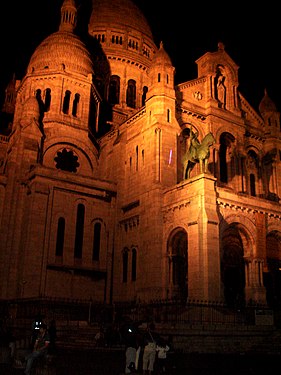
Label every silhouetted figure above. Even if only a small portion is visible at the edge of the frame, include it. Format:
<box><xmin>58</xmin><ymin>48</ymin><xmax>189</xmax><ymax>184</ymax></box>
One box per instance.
<box><xmin>24</xmin><ymin>324</ymin><xmax>50</xmax><ymax>375</ymax></box>
<box><xmin>31</xmin><ymin>314</ymin><xmax>43</xmax><ymax>349</ymax></box>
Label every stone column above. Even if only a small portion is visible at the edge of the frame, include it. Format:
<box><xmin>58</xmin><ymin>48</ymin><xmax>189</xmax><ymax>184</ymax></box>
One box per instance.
<box><xmin>187</xmin><ymin>174</ymin><xmax>222</xmax><ymax>302</ymax></box>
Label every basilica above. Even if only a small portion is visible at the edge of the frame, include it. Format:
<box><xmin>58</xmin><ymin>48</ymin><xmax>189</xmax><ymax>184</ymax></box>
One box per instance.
<box><xmin>0</xmin><ymin>0</ymin><xmax>280</xmax><ymax>309</ymax></box>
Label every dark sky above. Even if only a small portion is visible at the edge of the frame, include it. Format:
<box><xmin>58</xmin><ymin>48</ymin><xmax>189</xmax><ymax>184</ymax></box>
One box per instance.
<box><xmin>0</xmin><ymin>0</ymin><xmax>280</xmax><ymax>114</ymax></box>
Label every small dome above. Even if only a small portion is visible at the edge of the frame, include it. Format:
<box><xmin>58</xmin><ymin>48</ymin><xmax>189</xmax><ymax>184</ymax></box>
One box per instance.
<box><xmin>27</xmin><ymin>32</ymin><xmax>94</xmax><ymax>77</ymax></box>
<box><xmin>22</xmin><ymin>96</ymin><xmax>40</xmax><ymax>122</ymax></box>
<box><xmin>151</xmin><ymin>41</ymin><xmax>172</xmax><ymax>67</ymax></box>
<box><xmin>259</xmin><ymin>89</ymin><xmax>277</xmax><ymax>114</ymax></box>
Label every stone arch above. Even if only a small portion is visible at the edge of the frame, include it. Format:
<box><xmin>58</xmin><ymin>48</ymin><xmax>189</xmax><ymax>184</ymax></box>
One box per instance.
<box><xmin>166</xmin><ymin>227</ymin><xmax>188</xmax><ymax>301</ymax></box>
<box><xmin>264</xmin><ymin>230</ymin><xmax>281</xmax><ymax>307</ymax></box>
<box><xmin>43</xmin><ymin>137</ymin><xmax>99</xmax><ymax>174</ymax></box>
<box><xmin>221</xmin><ymin>223</ymin><xmax>245</xmax><ymax>307</ymax></box>
<box><xmin>220</xmin><ymin>217</ymin><xmax>255</xmax><ymax>308</ymax></box>
<box><xmin>220</xmin><ymin>213</ymin><xmax>256</xmax><ymax>257</ymax></box>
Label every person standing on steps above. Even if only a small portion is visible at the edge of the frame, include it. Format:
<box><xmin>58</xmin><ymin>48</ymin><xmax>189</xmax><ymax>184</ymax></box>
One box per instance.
<box><xmin>156</xmin><ymin>338</ymin><xmax>170</xmax><ymax>373</ymax></box>
<box><xmin>123</xmin><ymin>325</ymin><xmax>138</xmax><ymax>374</ymax></box>
<box><xmin>24</xmin><ymin>323</ymin><xmax>50</xmax><ymax>375</ymax></box>
<box><xmin>142</xmin><ymin>323</ymin><xmax>157</xmax><ymax>375</ymax></box>
<box><xmin>30</xmin><ymin>314</ymin><xmax>43</xmax><ymax>349</ymax></box>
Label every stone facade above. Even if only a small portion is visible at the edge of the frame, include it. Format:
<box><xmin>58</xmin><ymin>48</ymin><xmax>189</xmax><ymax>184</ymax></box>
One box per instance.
<box><xmin>0</xmin><ymin>0</ymin><xmax>280</xmax><ymax>309</ymax></box>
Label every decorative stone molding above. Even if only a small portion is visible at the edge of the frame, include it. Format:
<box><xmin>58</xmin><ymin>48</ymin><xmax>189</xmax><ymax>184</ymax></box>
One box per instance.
<box><xmin>119</xmin><ymin>215</ymin><xmax>140</xmax><ymax>231</ymax></box>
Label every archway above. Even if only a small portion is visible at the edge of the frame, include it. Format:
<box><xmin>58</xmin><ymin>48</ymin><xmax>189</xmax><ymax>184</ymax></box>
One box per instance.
<box><xmin>264</xmin><ymin>231</ymin><xmax>281</xmax><ymax>307</ymax></box>
<box><xmin>221</xmin><ymin>225</ymin><xmax>245</xmax><ymax>308</ymax></box>
<box><xmin>167</xmin><ymin>228</ymin><xmax>188</xmax><ymax>301</ymax></box>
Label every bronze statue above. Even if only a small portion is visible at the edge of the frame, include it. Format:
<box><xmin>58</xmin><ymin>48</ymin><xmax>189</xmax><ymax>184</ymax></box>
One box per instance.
<box><xmin>182</xmin><ymin>128</ymin><xmax>215</xmax><ymax>180</ymax></box>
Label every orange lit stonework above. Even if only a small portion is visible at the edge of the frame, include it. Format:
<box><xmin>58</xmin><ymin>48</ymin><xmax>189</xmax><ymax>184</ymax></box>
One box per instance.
<box><xmin>0</xmin><ymin>0</ymin><xmax>280</xmax><ymax>309</ymax></box>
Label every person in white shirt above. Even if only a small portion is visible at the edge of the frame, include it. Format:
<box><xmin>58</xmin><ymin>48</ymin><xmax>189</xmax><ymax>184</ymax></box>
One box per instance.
<box><xmin>156</xmin><ymin>339</ymin><xmax>170</xmax><ymax>373</ymax></box>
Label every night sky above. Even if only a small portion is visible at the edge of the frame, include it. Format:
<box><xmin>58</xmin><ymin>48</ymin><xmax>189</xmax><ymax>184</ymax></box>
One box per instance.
<box><xmin>0</xmin><ymin>0</ymin><xmax>280</xmax><ymax>114</ymax></box>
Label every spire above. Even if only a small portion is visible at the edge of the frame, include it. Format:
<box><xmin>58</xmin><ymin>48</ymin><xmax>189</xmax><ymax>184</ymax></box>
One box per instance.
<box><xmin>59</xmin><ymin>0</ymin><xmax>77</xmax><ymax>33</ymax></box>
<box><xmin>1</xmin><ymin>73</ymin><xmax>17</xmax><ymax>114</ymax></box>
<box><xmin>218</xmin><ymin>42</ymin><xmax>225</xmax><ymax>51</ymax></box>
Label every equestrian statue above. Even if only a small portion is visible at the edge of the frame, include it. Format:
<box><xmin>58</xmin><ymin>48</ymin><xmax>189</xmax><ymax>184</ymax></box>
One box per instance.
<box><xmin>182</xmin><ymin>127</ymin><xmax>215</xmax><ymax>180</ymax></box>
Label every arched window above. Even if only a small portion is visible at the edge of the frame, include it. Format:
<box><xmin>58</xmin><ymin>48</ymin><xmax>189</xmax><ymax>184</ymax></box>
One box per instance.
<box><xmin>142</xmin><ymin>86</ymin><xmax>148</xmax><ymax>106</ymax></box>
<box><xmin>172</xmin><ymin>233</ymin><xmax>187</xmax><ymax>288</ymax></box>
<box><xmin>44</xmin><ymin>88</ymin><xmax>51</xmax><ymax>112</ymax></box>
<box><xmin>131</xmin><ymin>248</ymin><xmax>137</xmax><ymax>281</ymax></box>
<box><xmin>219</xmin><ymin>133</ymin><xmax>235</xmax><ymax>184</ymax></box>
<box><xmin>92</xmin><ymin>222</ymin><xmax>101</xmax><ymax>261</ymax></box>
<box><xmin>63</xmin><ymin>90</ymin><xmax>71</xmax><ymax>114</ymax></box>
<box><xmin>35</xmin><ymin>89</ymin><xmax>42</xmax><ymax>103</ymax></box>
<box><xmin>126</xmin><ymin>79</ymin><xmax>136</xmax><ymax>108</ymax></box>
<box><xmin>167</xmin><ymin>229</ymin><xmax>188</xmax><ymax>301</ymax></box>
<box><xmin>72</xmin><ymin>93</ymin><xmax>80</xmax><ymax>117</ymax></box>
<box><xmin>167</xmin><ymin>109</ymin><xmax>170</xmax><ymax>123</ymax></box>
<box><xmin>247</xmin><ymin>150</ymin><xmax>258</xmax><ymax>196</ymax></box>
<box><xmin>250</xmin><ymin>173</ymin><xmax>256</xmax><ymax>196</ymax></box>
<box><xmin>55</xmin><ymin>217</ymin><xmax>65</xmax><ymax>257</ymax></box>
<box><xmin>219</xmin><ymin>139</ymin><xmax>228</xmax><ymax>183</ymax></box>
<box><xmin>74</xmin><ymin>204</ymin><xmax>85</xmax><ymax>259</ymax></box>
<box><xmin>122</xmin><ymin>249</ymin><xmax>129</xmax><ymax>282</ymax></box>
<box><xmin>35</xmin><ymin>89</ymin><xmax>45</xmax><ymax>117</ymax></box>
<box><xmin>136</xmin><ymin>146</ymin><xmax>138</xmax><ymax>171</ymax></box>
<box><xmin>108</xmin><ymin>75</ymin><xmax>120</xmax><ymax>105</ymax></box>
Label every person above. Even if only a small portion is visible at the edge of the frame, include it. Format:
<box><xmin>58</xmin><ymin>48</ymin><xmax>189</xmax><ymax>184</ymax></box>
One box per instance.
<box><xmin>142</xmin><ymin>324</ymin><xmax>157</xmax><ymax>375</ymax></box>
<box><xmin>94</xmin><ymin>325</ymin><xmax>105</xmax><ymax>347</ymax></box>
<box><xmin>190</xmin><ymin>128</ymin><xmax>200</xmax><ymax>149</ymax></box>
<box><xmin>30</xmin><ymin>314</ymin><xmax>43</xmax><ymax>349</ymax></box>
<box><xmin>123</xmin><ymin>325</ymin><xmax>139</xmax><ymax>374</ymax></box>
<box><xmin>187</xmin><ymin>126</ymin><xmax>200</xmax><ymax>161</ymax></box>
<box><xmin>47</xmin><ymin>320</ymin><xmax>57</xmax><ymax>355</ymax></box>
<box><xmin>24</xmin><ymin>323</ymin><xmax>50</xmax><ymax>375</ymax></box>
<box><xmin>156</xmin><ymin>338</ymin><xmax>170</xmax><ymax>373</ymax></box>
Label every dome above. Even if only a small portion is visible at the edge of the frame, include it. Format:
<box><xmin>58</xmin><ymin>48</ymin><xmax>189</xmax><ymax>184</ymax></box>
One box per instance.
<box><xmin>27</xmin><ymin>31</ymin><xmax>94</xmax><ymax>77</ymax></box>
<box><xmin>27</xmin><ymin>0</ymin><xmax>93</xmax><ymax>77</ymax></box>
<box><xmin>259</xmin><ymin>89</ymin><xmax>277</xmax><ymax>114</ymax></box>
<box><xmin>89</xmin><ymin>0</ymin><xmax>153</xmax><ymax>40</ymax></box>
<box><xmin>151</xmin><ymin>41</ymin><xmax>172</xmax><ymax>67</ymax></box>
<box><xmin>87</xmin><ymin>0</ymin><xmax>157</xmax><ymax>113</ymax></box>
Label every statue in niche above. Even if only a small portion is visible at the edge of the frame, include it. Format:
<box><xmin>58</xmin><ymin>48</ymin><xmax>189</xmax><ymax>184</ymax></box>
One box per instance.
<box><xmin>182</xmin><ymin>126</ymin><xmax>215</xmax><ymax>180</ymax></box>
<box><xmin>215</xmin><ymin>66</ymin><xmax>226</xmax><ymax>108</ymax></box>
<box><xmin>263</xmin><ymin>149</ymin><xmax>279</xmax><ymax>201</ymax></box>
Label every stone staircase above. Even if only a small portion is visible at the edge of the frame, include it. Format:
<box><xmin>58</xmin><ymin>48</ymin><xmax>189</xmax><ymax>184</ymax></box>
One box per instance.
<box><xmin>53</xmin><ymin>320</ymin><xmax>281</xmax><ymax>355</ymax></box>
<box><xmin>9</xmin><ymin>318</ymin><xmax>281</xmax><ymax>355</ymax></box>
<box><xmin>55</xmin><ymin>321</ymin><xmax>125</xmax><ymax>351</ymax></box>
<box><xmin>246</xmin><ymin>329</ymin><xmax>281</xmax><ymax>355</ymax></box>
<box><xmin>56</xmin><ymin>322</ymin><xmax>101</xmax><ymax>349</ymax></box>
